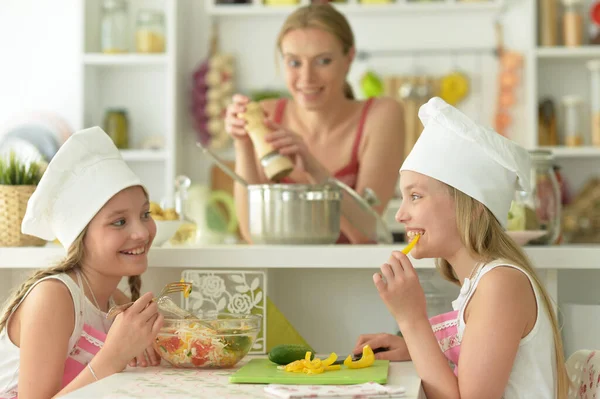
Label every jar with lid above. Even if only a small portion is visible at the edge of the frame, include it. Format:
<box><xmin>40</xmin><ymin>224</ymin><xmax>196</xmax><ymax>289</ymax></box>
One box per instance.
<box><xmin>103</xmin><ymin>108</ymin><xmax>129</xmax><ymax>149</ymax></box>
<box><xmin>562</xmin><ymin>0</ymin><xmax>583</xmax><ymax>47</ymax></box>
<box><xmin>136</xmin><ymin>9</ymin><xmax>165</xmax><ymax>53</ymax></box>
<box><xmin>588</xmin><ymin>60</ymin><xmax>600</xmax><ymax>146</ymax></box>
<box><xmin>510</xmin><ymin>150</ymin><xmax>562</xmax><ymax>245</ymax></box>
<box><xmin>101</xmin><ymin>0</ymin><xmax>129</xmax><ymax>54</ymax></box>
<box><xmin>561</xmin><ymin>95</ymin><xmax>584</xmax><ymax>146</ymax></box>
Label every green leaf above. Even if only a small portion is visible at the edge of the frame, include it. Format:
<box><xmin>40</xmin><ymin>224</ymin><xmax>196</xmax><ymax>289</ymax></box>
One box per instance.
<box><xmin>0</xmin><ymin>151</ymin><xmax>44</xmax><ymax>186</ymax></box>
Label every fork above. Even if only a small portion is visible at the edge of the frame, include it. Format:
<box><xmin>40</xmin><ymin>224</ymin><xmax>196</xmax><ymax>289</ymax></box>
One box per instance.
<box><xmin>106</xmin><ymin>281</ymin><xmax>192</xmax><ymax>319</ymax></box>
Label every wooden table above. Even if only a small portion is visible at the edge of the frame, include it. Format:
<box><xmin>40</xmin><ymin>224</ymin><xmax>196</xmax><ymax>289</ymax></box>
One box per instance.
<box><xmin>62</xmin><ymin>356</ymin><xmax>425</xmax><ymax>398</ymax></box>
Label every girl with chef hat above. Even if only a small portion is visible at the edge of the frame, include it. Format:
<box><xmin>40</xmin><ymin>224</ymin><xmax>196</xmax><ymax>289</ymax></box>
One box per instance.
<box><xmin>354</xmin><ymin>97</ymin><xmax>568</xmax><ymax>398</ymax></box>
<box><xmin>0</xmin><ymin>127</ymin><xmax>163</xmax><ymax>398</ymax></box>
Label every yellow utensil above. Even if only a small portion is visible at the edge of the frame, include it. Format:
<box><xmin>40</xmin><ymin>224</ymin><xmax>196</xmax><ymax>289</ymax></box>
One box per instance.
<box><xmin>401</xmin><ymin>234</ymin><xmax>421</xmax><ymax>255</ymax></box>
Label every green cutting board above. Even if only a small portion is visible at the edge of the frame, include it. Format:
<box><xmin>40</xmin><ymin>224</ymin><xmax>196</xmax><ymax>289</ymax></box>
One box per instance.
<box><xmin>229</xmin><ymin>358</ymin><xmax>389</xmax><ymax>385</ymax></box>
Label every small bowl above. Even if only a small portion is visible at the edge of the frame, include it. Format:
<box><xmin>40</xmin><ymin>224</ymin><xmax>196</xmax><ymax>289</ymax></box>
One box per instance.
<box><xmin>507</xmin><ymin>230</ymin><xmax>547</xmax><ymax>245</ymax></box>
<box><xmin>152</xmin><ymin>220</ymin><xmax>184</xmax><ymax>247</ymax></box>
<box><xmin>153</xmin><ymin>312</ymin><xmax>262</xmax><ymax>368</ymax></box>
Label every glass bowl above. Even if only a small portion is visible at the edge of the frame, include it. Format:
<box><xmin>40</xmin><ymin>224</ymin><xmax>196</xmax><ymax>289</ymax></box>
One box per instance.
<box><xmin>153</xmin><ymin>312</ymin><xmax>262</xmax><ymax>368</ymax></box>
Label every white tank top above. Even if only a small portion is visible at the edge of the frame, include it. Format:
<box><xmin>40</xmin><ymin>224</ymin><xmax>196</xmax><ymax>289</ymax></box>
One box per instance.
<box><xmin>0</xmin><ymin>271</ymin><xmax>114</xmax><ymax>397</ymax></box>
<box><xmin>452</xmin><ymin>259</ymin><xmax>557</xmax><ymax>399</ymax></box>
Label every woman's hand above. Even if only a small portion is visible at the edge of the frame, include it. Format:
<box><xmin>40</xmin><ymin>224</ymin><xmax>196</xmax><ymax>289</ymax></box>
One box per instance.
<box><xmin>354</xmin><ymin>333</ymin><xmax>410</xmax><ymax>361</ymax></box>
<box><xmin>224</xmin><ymin>94</ymin><xmax>255</xmax><ymax>142</ymax></box>
<box><xmin>263</xmin><ymin>119</ymin><xmax>323</xmax><ymax>178</ymax></box>
<box><xmin>374</xmin><ymin>251</ymin><xmax>428</xmax><ymax>329</ymax></box>
<box><xmin>99</xmin><ymin>292</ymin><xmax>164</xmax><ymax>373</ymax></box>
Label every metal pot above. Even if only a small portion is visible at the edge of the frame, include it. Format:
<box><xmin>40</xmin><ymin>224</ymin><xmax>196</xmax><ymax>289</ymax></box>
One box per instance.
<box><xmin>198</xmin><ymin>144</ymin><xmax>392</xmax><ymax>245</ymax></box>
<box><xmin>247</xmin><ymin>183</ymin><xmax>341</xmax><ymax>244</ymax></box>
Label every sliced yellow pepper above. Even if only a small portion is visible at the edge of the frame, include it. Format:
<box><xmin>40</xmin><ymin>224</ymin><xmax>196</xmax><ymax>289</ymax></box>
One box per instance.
<box><xmin>344</xmin><ymin>345</ymin><xmax>375</xmax><ymax>369</ymax></box>
<box><xmin>401</xmin><ymin>234</ymin><xmax>421</xmax><ymax>255</ymax></box>
<box><xmin>283</xmin><ymin>351</ymin><xmax>339</xmax><ymax>374</ymax></box>
<box><xmin>321</xmin><ymin>352</ymin><xmax>338</xmax><ymax>367</ymax></box>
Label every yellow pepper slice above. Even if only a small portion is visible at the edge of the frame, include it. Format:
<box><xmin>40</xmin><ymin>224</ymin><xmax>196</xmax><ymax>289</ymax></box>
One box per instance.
<box><xmin>401</xmin><ymin>234</ymin><xmax>421</xmax><ymax>255</ymax></box>
<box><xmin>325</xmin><ymin>365</ymin><xmax>341</xmax><ymax>371</ymax></box>
<box><xmin>344</xmin><ymin>345</ymin><xmax>375</xmax><ymax>369</ymax></box>
<box><xmin>321</xmin><ymin>352</ymin><xmax>338</xmax><ymax>367</ymax></box>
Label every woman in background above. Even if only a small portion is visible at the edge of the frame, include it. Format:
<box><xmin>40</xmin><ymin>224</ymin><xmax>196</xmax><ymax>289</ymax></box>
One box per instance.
<box><xmin>225</xmin><ymin>4</ymin><xmax>405</xmax><ymax>244</ymax></box>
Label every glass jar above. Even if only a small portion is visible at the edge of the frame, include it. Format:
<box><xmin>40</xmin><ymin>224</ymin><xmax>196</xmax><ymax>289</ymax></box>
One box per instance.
<box><xmin>587</xmin><ymin>60</ymin><xmax>600</xmax><ymax>146</ymax></box>
<box><xmin>135</xmin><ymin>9</ymin><xmax>166</xmax><ymax>53</ymax></box>
<box><xmin>101</xmin><ymin>0</ymin><xmax>128</xmax><ymax>54</ymax></box>
<box><xmin>511</xmin><ymin>150</ymin><xmax>562</xmax><ymax>245</ymax></box>
<box><xmin>103</xmin><ymin>108</ymin><xmax>129</xmax><ymax>149</ymax></box>
<box><xmin>561</xmin><ymin>95</ymin><xmax>584</xmax><ymax>146</ymax></box>
<box><xmin>562</xmin><ymin>0</ymin><xmax>583</xmax><ymax>47</ymax></box>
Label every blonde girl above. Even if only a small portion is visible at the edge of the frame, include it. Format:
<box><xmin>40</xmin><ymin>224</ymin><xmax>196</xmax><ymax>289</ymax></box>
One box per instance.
<box><xmin>0</xmin><ymin>126</ymin><xmax>164</xmax><ymax>399</ymax></box>
<box><xmin>356</xmin><ymin>97</ymin><xmax>568</xmax><ymax>398</ymax></box>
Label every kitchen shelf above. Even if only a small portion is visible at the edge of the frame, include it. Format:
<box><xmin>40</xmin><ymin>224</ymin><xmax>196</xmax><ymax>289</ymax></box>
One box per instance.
<box><xmin>120</xmin><ymin>149</ymin><xmax>167</xmax><ymax>161</ymax></box>
<box><xmin>536</xmin><ymin>46</ymin><xmax>600</xmax><ymax>61</ymax></box>
<box><xmin>83</xmin><ymin>54</ymin><xmax>168</xmax><ymax>66</ymax></box>
<box><xmin>0</xmin><ymin>244</ymin><xmax>598</xmax><ymax>269</ymax></box>
<box><xmin>539</xmin><ymin>146</ymin><xmax>600</xmax><ymax>158</ymax></box>
<box><xmin>206</xmin><ymin>0</ymin><xmax>505</xmax><ymax>16</ymax></box>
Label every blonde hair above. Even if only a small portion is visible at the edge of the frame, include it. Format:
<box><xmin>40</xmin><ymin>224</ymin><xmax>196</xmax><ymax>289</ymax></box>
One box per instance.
<box><xmin>0</xmin><ymin>227</ymin><xmax>142</xmax><ymax>332</ymax></box>
<box><xmin>437</xmin><ymin>186</ymin><xmax>569</xmax><ymax>398</ymax></box>
<box><xmin>276</xmin><ymin>4</ymin><xmax>355</xmax><ymax>99</ymax></box>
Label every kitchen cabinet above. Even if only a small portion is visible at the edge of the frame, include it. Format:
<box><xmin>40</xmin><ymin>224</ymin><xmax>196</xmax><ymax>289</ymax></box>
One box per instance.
<box><xmin>79</xmin><ymin>0</ymin><xmax>185</xmax><ymax>204</ymax></box>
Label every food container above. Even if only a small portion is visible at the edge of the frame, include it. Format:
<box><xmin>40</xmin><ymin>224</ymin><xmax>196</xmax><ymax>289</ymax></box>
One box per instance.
<box><xmin>154</xmin><ymin>312</ymin><xmax>262</xmax><ymax>368</ymax></box>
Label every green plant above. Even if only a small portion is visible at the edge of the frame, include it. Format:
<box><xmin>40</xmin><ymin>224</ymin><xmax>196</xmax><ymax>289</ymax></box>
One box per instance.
<box><xmin>0</xmin><ymin>152</ymin><xmax>44</xmax><ymax>185</ymax></box>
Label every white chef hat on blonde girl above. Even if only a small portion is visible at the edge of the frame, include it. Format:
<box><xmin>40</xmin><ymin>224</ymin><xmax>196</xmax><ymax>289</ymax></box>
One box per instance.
<box><xmin>0</xmin><ymin>126</ymin><xmax>148</xmax><ymax>333</ymax></box>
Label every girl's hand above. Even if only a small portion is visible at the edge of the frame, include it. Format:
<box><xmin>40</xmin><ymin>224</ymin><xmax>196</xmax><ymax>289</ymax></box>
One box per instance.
<box><xmin>100</xmin><ymin>292</ymin><xmax>164</xmax><ymax>372</ymax></box>
<box><xmin>263</xmin><ymin>119</ymin><xmax>321</xmax><ymax>176</ymax></box>
<box><xmin>374</xmin><ymin>251</ymin><xmax>429</xmax><ymax>329</ymax></box>
<box><xmin>129</xmin><ymin>345</ymin><xmax>161</xmax><ymax>367</ymax></box>
<box><xmin>353</xmin><ymin>333</ymin><xmax>410</xmax><ymax>361</ymax></box>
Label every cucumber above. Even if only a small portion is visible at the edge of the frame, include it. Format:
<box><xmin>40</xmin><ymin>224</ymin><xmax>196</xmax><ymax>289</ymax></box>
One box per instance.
<box><xmin>268</xmin><ymin>344</ymin><xmax>314</xmax><ymax>365</ymax></box>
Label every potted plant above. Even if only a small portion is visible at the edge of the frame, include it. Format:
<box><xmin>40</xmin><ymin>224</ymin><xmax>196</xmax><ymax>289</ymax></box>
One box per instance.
<box><xmin>0</xmin><ymin>152</ymin><xmax>46</xmax><ymax>247</ymax></box>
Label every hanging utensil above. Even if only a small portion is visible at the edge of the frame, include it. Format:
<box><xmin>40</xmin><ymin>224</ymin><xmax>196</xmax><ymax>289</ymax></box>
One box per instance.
<box><xmin>197</xmin><ymin>142</ymin><xmax>249</xmax><ymax>187</ymax></box>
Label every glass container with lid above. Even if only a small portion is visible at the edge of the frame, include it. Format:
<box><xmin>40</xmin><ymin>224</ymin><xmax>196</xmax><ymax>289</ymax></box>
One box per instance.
<box><xmin>136</xmin><ymin>9</ymin><xmax>166</xmax><ymax>53</ymax></box>
<box><xmin>101</xmin><ymin>0</ymin><xmax>129</xmax><ymax>54</ymax></box>
<box><xmin>103</xmin><ymin>108</ymin><xmax>129</xmax><ymax>149</ymax></box>
<box><xmin>509</xmin><ymin>150</ymin><xmax>561</xmax><ymax>245</ymax></box>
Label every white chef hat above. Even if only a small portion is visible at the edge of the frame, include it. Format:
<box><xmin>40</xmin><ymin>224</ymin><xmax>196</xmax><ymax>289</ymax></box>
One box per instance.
<box><xmin>21</xmin><ymin>126</ymin><xmax>147</xmax><ymax>249</ymax></box>
<box><xmin>400</xmin><ymin>97</ymin><xmax>531</xmax><ymax>228</ymax></box>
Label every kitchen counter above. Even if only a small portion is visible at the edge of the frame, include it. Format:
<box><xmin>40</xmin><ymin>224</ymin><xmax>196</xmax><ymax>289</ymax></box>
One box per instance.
<box><xmin>1</xmin><ymin>243</ymin><xmax>600</xmax><ymax>269</ymax></box>
<box><xmin>61</xmin><ymin>356</ymin><xmax>425</xmax><ymax>399</ymax></box>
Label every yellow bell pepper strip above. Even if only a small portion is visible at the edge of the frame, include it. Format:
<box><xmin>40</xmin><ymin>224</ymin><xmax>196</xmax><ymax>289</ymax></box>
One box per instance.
<box><xmin>321</xmin><ymin>352</ymin><xmax>338</xmax><ymax>367</ymax></box>
<box><xmin>344</xmin><ymin>345</ymin><xmax>375</xmax><ymax>369</ymax></box>
<box><xmin>283</xmin><ymin>351</ymin><xmax>341</xmax><ymax>374</ymax></box>
<box><xmin>401</xmin><ymin>234</ymin><xmax>421</xmax><ymax>255</ymax></box>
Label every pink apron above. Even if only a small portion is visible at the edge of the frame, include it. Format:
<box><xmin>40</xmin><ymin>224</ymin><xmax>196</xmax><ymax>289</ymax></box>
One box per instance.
<box><xmin>429</xmin><ymin>310</ymin><xmax>461</xmax><ymax>376</ymax></box>
<box><xmin>4</xmin><ymin>272</ymin><xmax>108</xmax><ymax>399</ymax></box>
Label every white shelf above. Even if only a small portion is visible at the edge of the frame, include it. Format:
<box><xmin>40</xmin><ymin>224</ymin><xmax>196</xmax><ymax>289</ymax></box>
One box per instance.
<box><xmin>0</xmin><ymin>244</ymin><xmax>598</xmax><ymax>269</ymax></box>
<box><xmin>536</xmin><ymin>46</ymin><xmax>600</xmax><ymax>61</ymax></box>
<box><xmin>83</xmin><ymin>53</ymin><xmax>168</xmax><ymax>66</ymax></box>
<box><xmin>120</xmin><ymin>149</ymin><xmax>167</xmax><ymax>161</ymax></box>
<box><xmin>539</xmin><ymin>146</ymin><xmax>600</xmax><ymax>158</ymax></box>
<box><xmin>206</xmin><ymin>0</ymin><xmax>504</xmax><ymax>16</ymax></box>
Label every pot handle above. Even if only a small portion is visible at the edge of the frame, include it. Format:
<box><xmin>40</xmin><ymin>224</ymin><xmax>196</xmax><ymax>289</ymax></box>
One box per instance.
<box><xmin>327</xmin><ymin>178</ymin><xmax>393</xmax><ymax>245</ymax></box>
